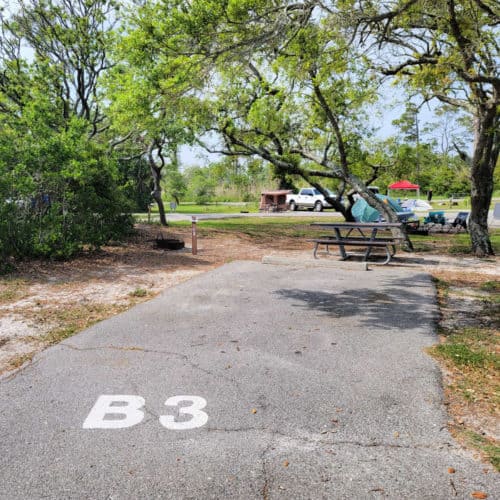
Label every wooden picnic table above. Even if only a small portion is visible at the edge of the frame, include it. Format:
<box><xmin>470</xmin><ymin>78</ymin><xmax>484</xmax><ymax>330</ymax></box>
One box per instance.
<box><xmin>309</xmin><ymin>222</ymin><xmax>404</xmax><ymax>265</ymax></box>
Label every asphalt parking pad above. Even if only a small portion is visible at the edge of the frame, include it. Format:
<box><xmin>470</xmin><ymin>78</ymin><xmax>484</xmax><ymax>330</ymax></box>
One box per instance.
<box><xmin>0</xmin><ymin>261</ymin><xmax>498</xmax><ymax>498</ymax></box>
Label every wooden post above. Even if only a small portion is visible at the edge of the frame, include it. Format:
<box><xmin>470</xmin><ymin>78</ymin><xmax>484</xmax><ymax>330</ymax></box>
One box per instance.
<box><xmin>191</xmin><ymin>216</ymin><xmax>197</xmax><ymax>255</ymax></box>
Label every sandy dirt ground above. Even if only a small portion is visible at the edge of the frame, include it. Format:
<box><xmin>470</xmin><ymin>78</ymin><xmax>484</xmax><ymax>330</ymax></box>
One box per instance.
<box><xmin>0</xmin><ymin>224</ymin><xmax>310</xmax><ymax>371</ymax></box>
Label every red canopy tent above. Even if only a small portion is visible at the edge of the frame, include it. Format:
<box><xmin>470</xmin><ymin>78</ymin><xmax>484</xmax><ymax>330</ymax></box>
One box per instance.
<box><xmin>388</xmin><ymin>180</ymin><xmax>420</xmax><ymax>198</ymax></box>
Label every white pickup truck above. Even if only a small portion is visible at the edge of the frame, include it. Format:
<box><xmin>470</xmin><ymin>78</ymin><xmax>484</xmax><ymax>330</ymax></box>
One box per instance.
<box><xmin>286</xmin><ymin>188</ymin><xmax>334</xmax><ymax>212</ymax></box>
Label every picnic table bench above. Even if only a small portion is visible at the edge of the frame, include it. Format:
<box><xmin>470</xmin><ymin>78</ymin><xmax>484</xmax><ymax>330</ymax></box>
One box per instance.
<box><xmin>309</xmin><ymin>222</ymin><xmax>404</xmax><ymax>265</ymax></box>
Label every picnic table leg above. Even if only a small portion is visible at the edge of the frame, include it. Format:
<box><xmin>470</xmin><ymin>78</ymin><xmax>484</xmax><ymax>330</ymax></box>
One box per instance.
<box><xmin>313</xmin><ymin>242</ymin><xmax>319</xmax><ymax>259</ymax></box>
<box><xmin>363</xmin><ymin>246</ymin><xmax>371</xmax><ymax>261</ymax></box>
<box><xmin>313</xmin><ymin>242</ymin><xmax>332</xmax><ymax>259</ymax></box>
<box><xmin>380</xmin><ymin>245</ymin><xmax>392</xmax><ymax>265</ymax></box>
<box><xmin>362</xmin><ymin>228</ymin><xmax>378</xmax><ymax>261</ymax></box>
<box><xmin>383</xmin><ymin>245</ymin><xmax>392</xmax><ymax>264</ymax></box>
<box><xmin>365</xmin><ymin>245</ymin><xmax>393</xmax><ymax>265</ymax></box>
<box><xmin>337</xmin><ymin>244</ymin><xmax>349</xmax><ymax>260</ymax></box>
<box><xmin>334</xmin><ymin>228</ymin><xmax>348</xmax><ymax>260</ymax></box>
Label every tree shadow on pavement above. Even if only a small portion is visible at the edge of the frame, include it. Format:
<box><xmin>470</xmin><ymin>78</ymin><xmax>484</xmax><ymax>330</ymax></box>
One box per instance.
<box><xmin>274</xmin><ymin>273</ymin><xmax>436</xmax><ymax>330</ymax></box>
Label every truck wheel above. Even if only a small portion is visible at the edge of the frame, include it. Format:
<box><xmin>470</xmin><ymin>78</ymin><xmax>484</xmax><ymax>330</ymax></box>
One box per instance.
<box><xmin>289</xmin><ymin>201</ymin><xmax>297</xmax><ymax>211</ymax></box>
<box><xmin>313</xmin><ymin>201</ymin><xmax>323</xmax><ymax>212</ymax></box>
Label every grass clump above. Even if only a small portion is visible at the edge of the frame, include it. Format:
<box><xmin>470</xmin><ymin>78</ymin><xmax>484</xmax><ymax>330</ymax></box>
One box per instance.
<box><xmin>6</xmin><ymin>352</ymin><xmax>36</xmax><ymax>371</ymax></box>
<box><xmin>432</xmin><ymin>276</ymin><xmax>450</xmax><ymax>302</ymax></box>
<box><xmin>457</xmin><ymin>430</ymin><xmax>500</xmax><ymax>471</ymax></box>
<box><xmin>434</xmin><ymin>341</ymin><xmax>493</xmax><ymax>368</ymax></box>
<box><xmin>0</xmin><ymin>278</ymin><xmax>30</xmax><ymax>304</ymax></box>
<box><xmin>429</xmin><ymin>326</ymin><xmax>499</xmax><ymax>411</ymax></box>
<box><xmin>430</xmin><ymin>326</ymin><xmax>499</xmax><ymax>469</ymax></box>
<box><xmin>432</xmin><ymin>327</ymin><xmax>498</xmax><ymax>369</ymax></box>
<box><xmin>30</xmin><ymin>303</ymin><xmax>129</xmax><ymax>346</ymax></box>
<box><xmin>481</xmin><ymin>281</ymin><xmax>499</xmax><ymax>292</ymax></box>
<box><xmin>129</xmin><ymin>288</ymin><xmax>149</xmax><ymax>298</ymax></box>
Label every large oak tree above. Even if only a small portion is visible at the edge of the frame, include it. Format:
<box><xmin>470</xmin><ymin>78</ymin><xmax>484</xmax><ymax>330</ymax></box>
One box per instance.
<box><xmin>121</xmin><ymin>0</ymin><xmax>409</xmax><ymax>239</ymax></box>
<box><xmin>137</xmin><ymin>0</ymin><xmax>497</xmax><ymax>255</ymax></box>
<box><xmin>345</xmin><ymin>0</ymin><xmax>499</xmax><ymax>256</ymax></box>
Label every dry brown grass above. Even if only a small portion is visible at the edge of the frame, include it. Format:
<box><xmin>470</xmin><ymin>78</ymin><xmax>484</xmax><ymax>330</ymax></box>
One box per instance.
<box><xmin>428</xmin><ymin>270</ymin><xmax>499</xmax><ymax>469</ymax></box>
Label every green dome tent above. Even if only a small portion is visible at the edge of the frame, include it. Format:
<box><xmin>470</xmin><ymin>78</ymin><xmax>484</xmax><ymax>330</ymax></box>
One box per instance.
<box><xmin>351</xmin><ymin>195</ymin><xmax>406</xmax><ymax>222</ymax></box>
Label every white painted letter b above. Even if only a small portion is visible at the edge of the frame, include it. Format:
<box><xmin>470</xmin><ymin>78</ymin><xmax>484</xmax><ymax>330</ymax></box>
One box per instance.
<box><xmin>82</xmin><ymin>395</ymin><xmax>145</xmax><ymax>429</ymax></box>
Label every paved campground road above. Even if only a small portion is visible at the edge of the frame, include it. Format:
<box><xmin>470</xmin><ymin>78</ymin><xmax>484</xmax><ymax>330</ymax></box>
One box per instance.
<box><xmin>0</xmin><ymin>261</ymin><xmax>497</xmax><ymax>499</ymax></box>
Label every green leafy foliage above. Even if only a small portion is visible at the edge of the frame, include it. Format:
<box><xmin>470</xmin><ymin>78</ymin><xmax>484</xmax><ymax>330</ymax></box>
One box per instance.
<box><xmin>0</xmin><ymin>117</ymin><xmax>133</xmax><ymax>261</ymax></box>
<box><xmin>184</xmin><ymin>167</ymin><xmax>217</xmax><ymax>204</ymax></box>
<box><xmin>0</xmin><ymin>1</ymin><xmax>132</xmax><ymax>263</ymax></box>
<box><xmin>118</xmin><ymin>158</ymin><xmax>153</xmax><ymax>211</ymax></box>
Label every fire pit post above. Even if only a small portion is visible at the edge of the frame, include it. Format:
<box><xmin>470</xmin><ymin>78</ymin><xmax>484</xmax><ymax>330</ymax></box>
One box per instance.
<box><xmin>191</xmin><ymin>216</ymin><xmax>197</xmax><ymax>255</ymax></box>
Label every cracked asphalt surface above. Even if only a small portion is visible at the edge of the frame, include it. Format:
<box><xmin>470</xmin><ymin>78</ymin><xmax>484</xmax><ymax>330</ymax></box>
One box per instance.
<box><xmin>0</xmin><ymin>261</ymin><xmax>498</xmax><ymax>499</ymax></box>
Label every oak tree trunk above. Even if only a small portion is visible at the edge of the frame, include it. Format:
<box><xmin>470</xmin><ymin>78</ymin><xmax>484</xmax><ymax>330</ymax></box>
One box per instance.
<box><xmin>150</xmin><ymin>165</ymin><xmax>168</xmax><ymax>226</ymax></box>
<box><xmin>469</xmin><ymin>107</ymin><xmax>498</xmax><ymax>257</ymax></box>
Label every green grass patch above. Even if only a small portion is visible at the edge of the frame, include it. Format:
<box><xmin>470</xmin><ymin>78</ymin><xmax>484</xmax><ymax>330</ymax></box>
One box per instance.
<box><xmin>177</xmin><ymin>203</ymin><xmax>258</xmax><ymax>214</ymax></box>
<box><xmin>410</xmin><ymin>230</ymin><xmax>500</xmax><ymax>255</ymax></box>
<box><xmin>488</xmin><ymin>230</ymin><xmax>500</xmax><ymax>254</ymax></box>
<box><xmin>410</xmin><ymin>241</ymin><xmax>434</xmax><ymax>252</ymax></box>
<box><xmin>432</xmin><ymin>276</ymin><xmax>450</xmax><ymax>301</ymax></box>
<box><xmin>434</xmin><ymin>342</ymin><xmax>492</xmax><ymax>368</ymax></box>
<box><xmin>436</xmin><ymin>327</ymin><xmax>498</xmax><ymax>351</ymax></box>
<box><xmin>429</xmin><ymin>325</ymin><xmax>499</xmax><ymax>472</ymax></box>
<box><xmin>447</xmin><ymin>232</ymin><xmax>474</xmax><ymax>254</ymax></box>
<box><xmin>482</xmin><ymin>294</ymin><xmax>500</xmax><ymax>306</ymax></box>
<box><xmin>162</xmin><ymin>215</ymin><xmax>337</xmax><ymax>239</ymax></box>
<box><xmin>194</xmin><ymin>216</ymin><xmax>344</xmax><ymax>240</ymax></box>
<box><xmin>149</xmin><ymin>202</ymin><xmax>259</xmax><ymax>214</ymax></box>
<box><xmin>460</xmin><ymin>430</ymin><xmax>500</xmax><ymax>471</ymax></box>
<box><xmin>481</xmin><ymin>281</ymin><xmax>500</xmax><ymax>292</ymax></box>
<box><xmin>129</xmin><ymin>288</ymin><xmax>149</xmax><ymax>298</ymax></box>
<box><xmin>432</xmin><ymin>276</ymin><xmax>450</xmax><ymax>288</ymax></box>
<box><xmin>430</xmin><ymin>327</ymin><xmax>499</xmax><ymax>403</ymax></box>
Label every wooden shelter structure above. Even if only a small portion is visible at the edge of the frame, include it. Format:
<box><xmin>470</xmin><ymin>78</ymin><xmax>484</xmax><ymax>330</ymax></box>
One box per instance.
<box><xmin>259</xmin><ymin>190</ymin><xmax>292</xmax><ymax>212</ymax></box>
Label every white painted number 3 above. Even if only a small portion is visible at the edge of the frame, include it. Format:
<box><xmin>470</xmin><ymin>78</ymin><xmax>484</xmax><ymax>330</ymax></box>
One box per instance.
<box><xmin>82</xmin><ymin>395</ymin><xmax>208</xmax><ymax>430</ymax></box>
<box><xmin>160</xmin><ymin>395</ymin><xmax>208</xmax><ymax>430</ymax></box>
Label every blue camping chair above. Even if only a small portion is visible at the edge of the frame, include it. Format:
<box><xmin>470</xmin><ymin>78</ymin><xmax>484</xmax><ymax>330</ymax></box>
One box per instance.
<box><xmin>451</xmin><ymin>212</ymin><xmax>469</xmax><ymax>232</ymax></box>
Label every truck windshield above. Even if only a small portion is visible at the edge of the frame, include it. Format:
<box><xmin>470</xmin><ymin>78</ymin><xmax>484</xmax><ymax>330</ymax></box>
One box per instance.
<box><xmin>311</xmin><ymin>188</ymin><xmax>335</xmax><ymax>197</ymax></box>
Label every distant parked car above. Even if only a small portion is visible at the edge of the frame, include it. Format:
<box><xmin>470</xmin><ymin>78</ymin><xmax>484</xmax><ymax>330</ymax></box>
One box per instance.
<box><xmin>286</xmin><ymin>188</ymin><xmax>336</xmax><ymax>212</ymax></box>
